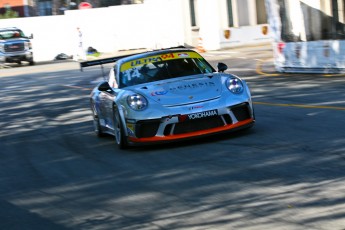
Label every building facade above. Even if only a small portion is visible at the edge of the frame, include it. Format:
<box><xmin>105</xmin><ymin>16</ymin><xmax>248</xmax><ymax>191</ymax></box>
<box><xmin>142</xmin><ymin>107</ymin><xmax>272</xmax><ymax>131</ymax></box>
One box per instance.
<box><xmin>185</xmin><ymin>0</ymin><xmax>269</xmax><ymax>50</ymax></box>
<box><xmin>0</xmin><ymin>0</ymin><xmax>271</xmax><ymax>61</ymax></box>
<box><xmin>0</xmin><ymin>0</ymin><xmax>143</xmax><ymax>17</ymax></box>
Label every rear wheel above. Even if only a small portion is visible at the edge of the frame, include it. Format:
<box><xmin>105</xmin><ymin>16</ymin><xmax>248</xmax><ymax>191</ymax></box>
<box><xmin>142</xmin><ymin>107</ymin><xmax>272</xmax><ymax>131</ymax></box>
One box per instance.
<box><xmin>91</xmin><ymin>102</ymin><xmax>105</xmax><ymax>137</ymax></box>
<box><xmin>113</xmin><ymin>108</ymin><xmax>128</xmax><ymax>149</ymax></box>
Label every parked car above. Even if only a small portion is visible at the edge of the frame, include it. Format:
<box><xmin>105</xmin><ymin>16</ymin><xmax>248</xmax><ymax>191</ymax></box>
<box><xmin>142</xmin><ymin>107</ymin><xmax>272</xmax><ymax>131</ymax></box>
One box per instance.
<box><xmin>81</xmin><ymin>46</ymin><xmax>255</xmax><ymax>149</ymax></box>
<box><xmin>0</xmin><ymin>27</ymin><xmax>34</xmax><ymax>65</ymax></box>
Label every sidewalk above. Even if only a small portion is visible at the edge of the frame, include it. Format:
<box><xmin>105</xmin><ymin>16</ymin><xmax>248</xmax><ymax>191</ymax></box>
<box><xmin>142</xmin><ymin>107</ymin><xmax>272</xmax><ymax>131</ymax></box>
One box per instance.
<box><xmin>1</xmin><ymin>43</ymin><xmax>274</xmax><ymax>69</ymax></box>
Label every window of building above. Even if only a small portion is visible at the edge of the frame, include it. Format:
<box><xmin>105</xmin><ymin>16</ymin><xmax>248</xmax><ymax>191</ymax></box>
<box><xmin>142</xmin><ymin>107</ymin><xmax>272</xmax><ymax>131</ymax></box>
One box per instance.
<box><xmin>38</xmin><ymin>0</ymin><xmax>52</xmax><ymax>16</ymax></box>
<box><xmin>190</xmin><ymin>0</ymin><xmax>198</xmax><ymax>27</ymax></box>
<box><xmin>227</xmin><ymin>0</ymin><xmax>234</xmax><ymax>27</ymax></box>
<box><xmin>236</xmin><ymin>0</ymin><xmax>250</xmax><ymax>26</ymax></box>
<box><xmin>256</xmin><ymin>0</ymin><xmax>267</xmax><ymax>24</ymax></box>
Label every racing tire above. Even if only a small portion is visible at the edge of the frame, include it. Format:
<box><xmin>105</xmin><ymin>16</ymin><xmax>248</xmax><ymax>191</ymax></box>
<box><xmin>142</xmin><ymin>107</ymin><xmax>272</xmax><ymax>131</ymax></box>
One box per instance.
<box><xmin>91</xmin><ymin>102</ymin><xmax>105</xmax><ymax>137</ymax></box>
<box><xmin>113</xmin><ymin>108</ymin><xmax>128</xmax><ymax>149</ymax></box>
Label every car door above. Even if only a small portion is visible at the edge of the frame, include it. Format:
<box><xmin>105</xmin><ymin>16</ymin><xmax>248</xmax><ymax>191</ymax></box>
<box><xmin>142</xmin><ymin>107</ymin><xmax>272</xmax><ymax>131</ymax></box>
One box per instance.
<box><xmin>97</xmin><ymin>88</ymin><xmax>115</xmax><ymax>131</ymax></box>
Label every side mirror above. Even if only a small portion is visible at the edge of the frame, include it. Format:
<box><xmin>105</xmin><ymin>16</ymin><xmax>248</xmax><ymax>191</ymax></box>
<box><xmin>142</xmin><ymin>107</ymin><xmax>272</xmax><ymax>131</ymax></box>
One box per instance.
<box><xmin>98</xmin><ymin>82</ymin><xmax>113</xmax><ymax>92</ymax></box>
<box><xmin>217</xmin><ymin>62</ymin><xmax>228</xmax><ymax>72</ymax></box>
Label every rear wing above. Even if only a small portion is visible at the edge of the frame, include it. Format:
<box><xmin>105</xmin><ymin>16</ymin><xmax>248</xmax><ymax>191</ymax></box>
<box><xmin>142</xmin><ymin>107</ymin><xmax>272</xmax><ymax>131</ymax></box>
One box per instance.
<box><xmin>79</xmin><ymin>54</ymin><xmax>131</xmax><ymax>71</ymax></box>
<box><xmin>79</xmin><ymin>54</ymin><xmax>134</xmax><ymax>80</ymax></box>
<box><xmin>79</xmin><ymin>45</ymin><xmax>187</xmax><ymax>71</ymax></box>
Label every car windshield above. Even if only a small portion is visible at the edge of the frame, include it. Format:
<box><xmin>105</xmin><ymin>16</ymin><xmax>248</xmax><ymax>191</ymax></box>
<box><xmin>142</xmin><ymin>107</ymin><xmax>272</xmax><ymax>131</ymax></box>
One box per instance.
<box><xmin>119</xmin><ymin>51</ymin><xmax>214</xmax><ymax>87</ymax></box>
<box><xmin>0</xmin><ymin>29</ymin><xmax>26</xmax><ymax>40</ymax></box>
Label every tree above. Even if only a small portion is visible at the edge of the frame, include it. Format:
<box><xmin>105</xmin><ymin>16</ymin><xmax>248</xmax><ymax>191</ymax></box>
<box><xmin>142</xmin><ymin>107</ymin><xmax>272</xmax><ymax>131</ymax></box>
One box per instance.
<box><xmin>0</xmin><ymin>7</ymin><xmax>19</xmax><ymax>19</ymax></box>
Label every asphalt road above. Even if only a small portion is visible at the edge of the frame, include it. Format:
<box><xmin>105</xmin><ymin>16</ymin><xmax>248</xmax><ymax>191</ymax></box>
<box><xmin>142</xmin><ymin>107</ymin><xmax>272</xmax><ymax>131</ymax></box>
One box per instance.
<box><xmin>1</xmin><ymin>45</ymin><xmax>345</xmax><ymax>230</ymax></box>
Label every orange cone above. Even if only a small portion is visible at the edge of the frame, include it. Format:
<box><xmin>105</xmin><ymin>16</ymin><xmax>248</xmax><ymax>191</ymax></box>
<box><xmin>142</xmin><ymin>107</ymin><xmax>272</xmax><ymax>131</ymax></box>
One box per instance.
<box><xmin>197</xmin><ymin>37</ymin><xmax>206</xmax><ymax>53</ymax></box>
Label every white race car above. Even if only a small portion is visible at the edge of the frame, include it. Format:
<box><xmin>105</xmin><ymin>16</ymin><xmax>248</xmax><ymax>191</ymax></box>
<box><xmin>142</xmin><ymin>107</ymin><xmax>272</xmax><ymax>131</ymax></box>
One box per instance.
<box><xmin>82</xmin><ymin>47</ymin><xmax>255</xmax><ymax>149</ymax></box>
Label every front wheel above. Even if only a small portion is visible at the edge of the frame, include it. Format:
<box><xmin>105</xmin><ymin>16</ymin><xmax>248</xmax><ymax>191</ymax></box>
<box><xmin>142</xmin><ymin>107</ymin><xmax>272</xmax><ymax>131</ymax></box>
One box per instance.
<box><xmin>113</xmin><ymin>108</ymin><xmax>128</xmax><ymax>149</ymax></box>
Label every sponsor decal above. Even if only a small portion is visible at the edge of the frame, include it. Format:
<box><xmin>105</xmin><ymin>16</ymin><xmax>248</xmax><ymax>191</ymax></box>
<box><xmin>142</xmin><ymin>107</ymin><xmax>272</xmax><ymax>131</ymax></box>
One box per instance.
<box><xmin>178</xmin><ymin>53</ymin><xmax>190</xmax><ymax>57</ymax></box>
<box><xmin>151</xmin><ymin>90</ymin><xmax>168</xmax><ymax>96</ymax></box>
<box><xmin>160</xmin><ymin>53</ymin><xmax>175</xmax><ymax>60</ymax></box>
<box><xmin>179</xmin><ymin>109</ymin><xmax>218</xmax><ymax>122</ymax></box>
<box><xmin>120</xmin><ymin>52</ymin><xmax>204</xmax><ymax>84</ymax></box>
<box><xmin>189</xmin><ymin>105</ymin><xmax>204</xmax><ymax>110</ymax></box>
<box><xmin>188</xmin><ymin>110</ymin><xmax>218</xmax><ymax>119</ymax></box>
<box><xmin>130</xmin><ymin>57</ymin><xmax>162</xmax><ymax>67</ymax></box>
<box><xmin>169</xmin><ymin>81</ymin><xmax>215</xmax><ymax>91</ymax></box>
<box><xmin>121</xmin><ymin>52</ymin><xmax>202</xmax><ymax>71</ymax></box>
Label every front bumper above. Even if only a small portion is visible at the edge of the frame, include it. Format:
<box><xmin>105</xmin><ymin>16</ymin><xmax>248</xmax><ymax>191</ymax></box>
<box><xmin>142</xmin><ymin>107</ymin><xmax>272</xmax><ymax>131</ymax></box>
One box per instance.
<box><xmin>0</xmin><ymin>51</ymin><xmax>33</xmax><ymax>63</ymax></box>
<box><xmin>125</xmin><ymin>102</ymin><xmax>254</xmax><ymax>145</ymax></box>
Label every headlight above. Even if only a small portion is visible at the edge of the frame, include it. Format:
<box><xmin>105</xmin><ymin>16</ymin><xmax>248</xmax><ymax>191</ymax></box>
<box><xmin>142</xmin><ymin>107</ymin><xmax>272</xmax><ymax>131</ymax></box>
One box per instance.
<box><xmin>127</xmin><ymin>94</ymin><xmax>148</xmax><ymax>111</ymax></box>
<box><xmin>24</xmin><ymin>41</ymin><xmax>32</xmax><ymax>50</ymax></box>
<box><xmin>0</xmin><ymin>44</ymin><xmax>4</xmax><ymax>53</ymax></box>
<box><xmin>226</xmin><ymin>77</ymin><xmax>244</xmax><ymax>94</ymax></box>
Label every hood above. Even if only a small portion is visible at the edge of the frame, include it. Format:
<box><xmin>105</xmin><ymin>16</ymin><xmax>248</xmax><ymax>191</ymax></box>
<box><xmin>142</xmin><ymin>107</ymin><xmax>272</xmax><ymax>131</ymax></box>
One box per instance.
<box><xmin>133</xmin><ymin>75</ymin><xmax>223</xmax><ymax>106</ymax></box>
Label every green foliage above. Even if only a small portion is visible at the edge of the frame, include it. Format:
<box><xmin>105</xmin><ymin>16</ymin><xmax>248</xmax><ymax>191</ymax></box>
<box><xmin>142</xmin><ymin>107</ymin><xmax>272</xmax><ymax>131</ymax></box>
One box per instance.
<box><xmin>0</xmin><ymin>9</ymin><xmax>19</xmax><ymax>19</ymax></box>
<box><xmin>87</xmin><ymin>52</ymin><xmax>101</xmax><ymax>57</ymax></box>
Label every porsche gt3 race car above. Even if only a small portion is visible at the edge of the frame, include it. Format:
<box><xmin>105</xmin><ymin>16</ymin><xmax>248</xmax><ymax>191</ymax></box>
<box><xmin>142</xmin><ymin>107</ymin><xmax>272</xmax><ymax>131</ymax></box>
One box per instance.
<box><xmin>81</xmin><ymin>46</ymin><xmax>255</xmax><ymax>149</ymax></box>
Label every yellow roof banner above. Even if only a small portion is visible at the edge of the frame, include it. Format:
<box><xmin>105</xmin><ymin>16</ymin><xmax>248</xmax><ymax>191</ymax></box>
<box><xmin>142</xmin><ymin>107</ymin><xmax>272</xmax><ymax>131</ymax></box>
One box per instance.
<box><xmin>120</xmin><ymin>52</ymin><xmax>202</xmax><ymax>71</ymax></box>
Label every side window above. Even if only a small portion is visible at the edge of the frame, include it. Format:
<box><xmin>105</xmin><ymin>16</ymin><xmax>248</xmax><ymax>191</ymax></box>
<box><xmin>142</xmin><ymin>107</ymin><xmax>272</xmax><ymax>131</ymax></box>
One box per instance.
<box><xmin>108</xmin><ymin>68</ymin><xmax>118</xmax><ymax>88</ymax></box>
<box><xmin>194</xmin><ymin>58</ymin><xmax>214</xmax><ymax>73</ymax></box>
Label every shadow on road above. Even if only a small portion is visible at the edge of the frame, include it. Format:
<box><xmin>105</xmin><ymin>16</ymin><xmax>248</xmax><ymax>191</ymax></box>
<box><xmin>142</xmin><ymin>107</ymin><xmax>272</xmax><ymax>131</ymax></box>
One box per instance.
<box><xmin>1</xmin><ymin>63</ymin><xmax>345</xmax><ymax>229</ymax></box>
